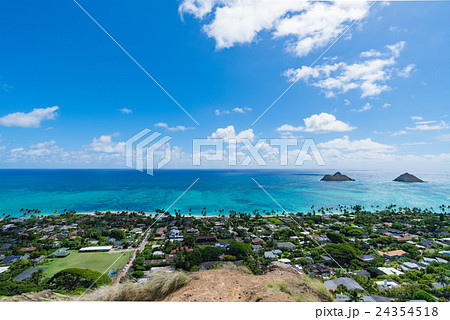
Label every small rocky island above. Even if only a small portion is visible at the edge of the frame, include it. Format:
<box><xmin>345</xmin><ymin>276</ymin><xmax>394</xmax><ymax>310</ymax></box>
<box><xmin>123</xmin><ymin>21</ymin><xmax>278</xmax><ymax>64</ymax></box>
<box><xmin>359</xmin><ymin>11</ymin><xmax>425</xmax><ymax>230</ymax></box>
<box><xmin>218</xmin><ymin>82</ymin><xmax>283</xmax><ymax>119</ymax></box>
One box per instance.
<box><xmin>321</xmin><ymin>172</ymin><xmax>355</xmax><ymax>181</ymax></box>
<box><xmin>393</xmin><ymin>173</ymin><xmax>425</xmax><ymax>183</ymax></box>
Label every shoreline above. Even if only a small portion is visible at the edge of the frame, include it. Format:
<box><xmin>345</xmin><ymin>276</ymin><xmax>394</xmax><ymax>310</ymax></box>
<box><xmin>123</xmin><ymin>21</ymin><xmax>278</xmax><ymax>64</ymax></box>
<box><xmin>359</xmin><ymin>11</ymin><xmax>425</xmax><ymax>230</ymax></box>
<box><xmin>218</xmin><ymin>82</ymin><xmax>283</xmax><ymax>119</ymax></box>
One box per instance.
<box><xmin>3</xmin><ymin>206</ymin><xmax>440</xmax><ymax>220</ymax></box>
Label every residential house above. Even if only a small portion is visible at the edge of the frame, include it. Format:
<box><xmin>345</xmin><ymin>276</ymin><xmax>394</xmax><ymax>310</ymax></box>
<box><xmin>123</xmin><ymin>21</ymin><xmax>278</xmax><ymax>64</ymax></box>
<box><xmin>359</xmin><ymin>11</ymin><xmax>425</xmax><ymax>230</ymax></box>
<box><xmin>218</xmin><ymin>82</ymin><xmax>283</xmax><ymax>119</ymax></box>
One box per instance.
<box><xmin>277</xmin><ymin>241</ymin><xmax>295</xmax><ymax>249</ymax></box>
<box><xmin>79</xmin><ymin>246</ymin><xmax>112</xmax><ymax>252</ymax></box>
<box><xmin>376</xmin><ymin>279</ymin><xmax>401</xmax><ymax>290</ymax></box>
<box><xmin>196</xmin><ymin>236</ymin><xmax>217</xmax><ymax>243</ymax></box>
<box><xmin>357</xmin><ymin>254</ymin><xmax>375</xmax><ymax>262</ymax></box>
<box><xmin>421</xmin><ymin>239</ymin><xmax>438</xmax><ymax>249</ymax></box>
<box><xmin>397</xmin><ymin>234</ymin><xmax>412</xmax><ymax>242</ymax></box>
<box><xmin>49</xmin><ymin>247</ymin><xmax>70</xmax><ymax>258</ymax></box>
<box><xmin>378</xmin><ymin>250</ymin><xmax>407</xmax><ymax>259</ymax></box>
<box><xmin>378</xmin><ymin>267</ymin><xmax>404</xmax><ymax>276</ymax></box>
<box><xmin>401</xmin><ymin>262</ymin><xmax>420</xmax><ymax>272</ymax></box>
<box><xmin>309</xmin><ymin>263</ymin><xmax>331</xmax><ymax>276</ymax></box>
<box><xmin>324</xmin><ymin>277</ymin><xmax>364</xmax><ymax>291</ymax></box>
<box><xmin>252</xmin><ymin>237</ymin><xmax>265</xmax><ymax>245</ymax></box>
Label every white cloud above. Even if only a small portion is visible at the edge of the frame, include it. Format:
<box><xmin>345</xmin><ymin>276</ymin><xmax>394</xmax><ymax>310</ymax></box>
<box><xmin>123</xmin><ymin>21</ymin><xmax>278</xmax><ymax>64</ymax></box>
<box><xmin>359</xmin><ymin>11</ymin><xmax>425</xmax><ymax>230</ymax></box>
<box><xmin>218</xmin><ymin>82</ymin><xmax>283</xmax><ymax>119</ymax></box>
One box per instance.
<box><xmin>119</xmin><ymin>108</ymin><xmax>133</xmax><ymax>114</ymax></box>
<box><xmin>154</xmin><ymin>122</ymin><xmax>192</xmax><ymax>132</ymax></box>
<box><xmin>411</xmin><ymin>116</ymin><xmax>423</xmax><ymax>121</ymax></box>
<box><xmin>398</xmin><ymin>64</ymin><xmax>415</xmax><ymax>77</ymax></box>
<box><xmin>232</xmin><ymin>107</ymin><xmax>252</xmax><ymax>114</ymax></box>
<box><xmin>415</xmin><ymin>120</ymin><xmax>436</xmax><ymax>125</ymax></box>
<box><xmin>87</xmin><ymin>135</ymin><xmax>125</xmax><ymax>154</ymax></box>
<box><xmin>318</xmin><ymin>135</ymin><xmax>395</xmax><ymax>152</ymax></box>
<box><xmin>386</xmin><ymin>41</ymin><xmax>405</xmax><ymax>58</ymax></box>
<box><xmin>180</xmin><ymin>0</ymin><xmax>370</xmax><ymax>57</ymax></box>
<box><xmin>277</xmin><ymin>112</ymin><xmax>355</xmax><ymax>134</ymax></box>
<box><xmin>382</xmin><ymin>103</ymin><xmax>391</xmax><ymax>108</ymax></box>
<box><xmin>352</xmin><ymin>102</ymin><xmax>372</xmax><ymax>112</ymax></box>
<box><xmin>215</xmin><ymin>109</ymin><xmax>229</xmax><ymax>115</ymax></box>
<box><xmin>407</xmin><ymin>120</ymin><xmax>449</xmax><ymax>131</ymax></box>
<box><xmin>215</xmin><ymin>107</ymin><xmax>251</xmax><ymax>115</ymax></box>
<box><xmin>391</xmin><ymin>130</ymin><xmax>406</xmax><ymax>136</ymax></box>
<box><xmin>31</xmin><ymin>140</ymin><xmax>57</xmax><ymax>149</ymax></box>
<box><xmin>360</xmin><ymin>49</ymin><xmax>382</xmax><ymax>58</ymax></box>
<box><xmin>277</xmin><ymin>124</ymin><xmax>304</xmax><ymax>132</ymax></box>
<box><xmin>209</xmin><ymin>125</ymin><xmax>255</xmax><ymax>142</ymax></box>
<box><xmin>0</xmin><ymin>106</ymin><xmax>59</xmax><ymax>128</ymax></box>
<box><xmin>283</xmin><ymin>41</ymin><xmax>411</xmax><ymax>98</ymax></box>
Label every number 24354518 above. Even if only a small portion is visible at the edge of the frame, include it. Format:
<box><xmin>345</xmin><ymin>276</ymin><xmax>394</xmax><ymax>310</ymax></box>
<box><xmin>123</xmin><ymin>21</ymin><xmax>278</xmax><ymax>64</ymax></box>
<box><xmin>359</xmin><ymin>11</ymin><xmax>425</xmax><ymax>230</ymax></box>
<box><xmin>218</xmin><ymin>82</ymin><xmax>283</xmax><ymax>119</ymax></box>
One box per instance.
<box><xmin>376</xmin><ymin>307</ymin><xmax>438</xmax><ymax>317</ymax></box>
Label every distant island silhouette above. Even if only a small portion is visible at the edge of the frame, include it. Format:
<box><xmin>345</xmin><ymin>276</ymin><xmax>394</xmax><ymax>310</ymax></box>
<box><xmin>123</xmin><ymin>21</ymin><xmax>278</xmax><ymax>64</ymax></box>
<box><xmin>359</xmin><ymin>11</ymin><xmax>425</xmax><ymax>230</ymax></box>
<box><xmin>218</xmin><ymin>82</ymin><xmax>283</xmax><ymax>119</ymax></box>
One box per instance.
<box><xmin>321</xmin><ymin>172</ymin><xmax>355</xmax><ymax>182</ymax></box>
<box><xmin>394</xmin><ymin>173</ymin><xmax>425</xmax><ymax>183</ymax></box>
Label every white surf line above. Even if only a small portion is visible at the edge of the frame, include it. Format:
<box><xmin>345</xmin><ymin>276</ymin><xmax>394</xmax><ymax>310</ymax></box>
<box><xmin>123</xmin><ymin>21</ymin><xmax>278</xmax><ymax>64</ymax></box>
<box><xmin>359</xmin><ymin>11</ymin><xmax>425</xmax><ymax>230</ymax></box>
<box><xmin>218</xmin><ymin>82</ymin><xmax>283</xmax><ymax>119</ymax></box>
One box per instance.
<box><xmin>251</xmin><ymin>177</ymin><xmax>373</xmax><ymax>300</ymax></box>
<box><xmin>72</xmin><ymin>0</ymin><xmax>199</xmax><ymax>125</ymax></box>
<box><xmin>252</xmin><ymin>0</ymin><xmax>378</xmax><ymax>126</ymax></box>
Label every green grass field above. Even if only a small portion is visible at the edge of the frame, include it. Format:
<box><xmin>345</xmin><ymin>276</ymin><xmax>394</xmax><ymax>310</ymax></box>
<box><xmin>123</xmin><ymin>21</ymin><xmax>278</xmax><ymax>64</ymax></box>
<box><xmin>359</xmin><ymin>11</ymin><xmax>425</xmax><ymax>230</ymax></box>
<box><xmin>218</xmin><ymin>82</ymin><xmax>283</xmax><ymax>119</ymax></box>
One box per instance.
<box><xmin>39</xmin><ymin>250</ymin><xmax>132</xmax><ymax>278</ymax></box>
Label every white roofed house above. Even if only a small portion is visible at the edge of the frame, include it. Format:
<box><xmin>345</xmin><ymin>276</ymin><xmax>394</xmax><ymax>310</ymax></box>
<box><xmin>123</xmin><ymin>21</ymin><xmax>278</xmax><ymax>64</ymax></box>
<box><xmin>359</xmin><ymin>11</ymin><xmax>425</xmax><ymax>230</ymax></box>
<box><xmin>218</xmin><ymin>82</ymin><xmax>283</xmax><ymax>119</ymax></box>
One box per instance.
<box><xmin>168</xmin><ymin>228</ymin><xmax>183</xmax><ymax>241</ymax></box>
<box><xmin>378</xmin><ymin>267</ymin><xmax>404</xmax><ymax>276</ymax></box>
<box><xmin>376</xmin><ymin>279</ymin><xmax>401</xmax><ymax>290</ymax></box>
<box><xmin>79</xmin><ymin>246</ymin><xmax>113</xmax><ymax>252</ymax></box>
<box><xmin>401</xmin><ymin>262</ymin><xmax>420</xmax><ymax>272</ymax></box>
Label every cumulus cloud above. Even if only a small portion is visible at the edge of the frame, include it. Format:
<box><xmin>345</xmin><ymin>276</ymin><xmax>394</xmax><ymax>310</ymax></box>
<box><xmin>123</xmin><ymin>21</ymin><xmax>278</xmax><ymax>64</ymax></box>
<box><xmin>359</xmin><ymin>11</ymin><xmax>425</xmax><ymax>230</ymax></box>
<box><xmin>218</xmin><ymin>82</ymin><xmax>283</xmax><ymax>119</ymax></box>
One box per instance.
<box><xmin>154</xmin><ymin>122</ymin><xmax>193</xmax><ymax>132</ymax></box>
<box><xmin>277</xmin><ymin>113</ymin><xmax>355</xmax><ymax>134</ymax></box>
<box><xmin>0</xmin><ymin>106</ymin><xmax>59</xmax><ymax>128</ymax></box>
<box><xmin>87</xmin><ymin>135</ymin><xmax>125</xmax><ymax>154</ymax></box>
<box><xmin>318</xmin><ymin>135</ymin><xmax>395</xmax><ymax>152</ymax></box>
<box><xmin>283</xmin><ymin>41</ymin><xmax>411</xmax><ymax>98</ymax></box>
<box><xmin>179</xmin><ymin>0</ymin><xmax>370</xmax><ymax>57</ymax></box>
<box><xmin>209</xmin><ymin>125</ymin><xmax>255</xmax><ymax>142</ymax></box>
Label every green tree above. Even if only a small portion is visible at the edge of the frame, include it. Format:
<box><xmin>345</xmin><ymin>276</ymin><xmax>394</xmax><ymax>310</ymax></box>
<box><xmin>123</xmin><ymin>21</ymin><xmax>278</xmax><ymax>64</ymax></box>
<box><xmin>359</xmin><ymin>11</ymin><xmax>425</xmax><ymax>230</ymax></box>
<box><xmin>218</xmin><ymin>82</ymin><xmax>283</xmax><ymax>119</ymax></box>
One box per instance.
<box><xmin>226</xmin><ymin>241</ymin><xmax>252</xmax><ymax>260</ymax></box>
<box><xmin>412</xmin><ymin>290</ymin><xmax>436</xmax><ymax>302</ymax></box>
<box><xmin>322</xmin><ymin>243</ymin><xmax>357</xmax><ymax>264</ymax></box>
<box><xmin>201</xmin><ymin>246</ymin><xmax>222</xmax><ymax>261</ymax></box>
<box><xmin>48</xmin><ymin>268</ymin><xmax>111</xmax><ymax>291</ymax></box>
<box><xmin>110</xmin><ymin>229</ymin><xmax>125</xmax><ymax>240</ymax></box>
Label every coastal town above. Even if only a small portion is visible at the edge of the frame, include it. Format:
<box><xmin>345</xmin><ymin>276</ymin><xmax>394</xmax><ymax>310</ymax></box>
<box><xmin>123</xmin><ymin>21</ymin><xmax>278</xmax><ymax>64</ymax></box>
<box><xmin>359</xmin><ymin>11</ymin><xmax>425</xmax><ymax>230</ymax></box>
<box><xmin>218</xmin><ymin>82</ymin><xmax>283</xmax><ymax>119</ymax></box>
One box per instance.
<box><xmin>1</xmin><ymin>205</ymin><xmax>449</xmax><ymax>302</ymax></box>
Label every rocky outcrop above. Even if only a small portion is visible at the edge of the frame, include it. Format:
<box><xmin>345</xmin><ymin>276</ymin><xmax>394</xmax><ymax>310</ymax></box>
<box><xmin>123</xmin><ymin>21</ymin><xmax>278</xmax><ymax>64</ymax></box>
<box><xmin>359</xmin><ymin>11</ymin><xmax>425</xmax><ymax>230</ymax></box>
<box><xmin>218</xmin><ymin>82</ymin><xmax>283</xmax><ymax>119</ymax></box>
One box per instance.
<box><xmin>321</xmin><ymin>172</ymin><xmax>354</xmax><ymax>181</ymax></box>
<box><xmin>393</xmin><ymin>173</ymin><xmax>425</xmax><ymax>183</ymax></box>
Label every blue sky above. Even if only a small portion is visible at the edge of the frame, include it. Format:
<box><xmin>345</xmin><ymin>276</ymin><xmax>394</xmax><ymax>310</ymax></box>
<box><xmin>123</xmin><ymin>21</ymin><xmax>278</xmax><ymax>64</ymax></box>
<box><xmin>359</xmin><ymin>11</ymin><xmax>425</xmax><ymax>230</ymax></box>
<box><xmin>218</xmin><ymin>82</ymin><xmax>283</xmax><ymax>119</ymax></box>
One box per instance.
<box><xmin>0</xmin><ymin>0</ymin><xmax>449</xmax><ymax>171</ymax></box>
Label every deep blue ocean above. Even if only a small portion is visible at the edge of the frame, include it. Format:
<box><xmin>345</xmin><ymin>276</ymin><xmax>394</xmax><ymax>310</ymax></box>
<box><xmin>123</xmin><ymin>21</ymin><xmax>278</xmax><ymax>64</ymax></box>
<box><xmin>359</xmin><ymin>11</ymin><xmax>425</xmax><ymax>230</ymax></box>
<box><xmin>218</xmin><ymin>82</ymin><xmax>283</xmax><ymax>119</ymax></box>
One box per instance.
<box><xmin>0</xmin><ymin>169</ymin><xmax>449</xmax><ymax>217</ymax></box>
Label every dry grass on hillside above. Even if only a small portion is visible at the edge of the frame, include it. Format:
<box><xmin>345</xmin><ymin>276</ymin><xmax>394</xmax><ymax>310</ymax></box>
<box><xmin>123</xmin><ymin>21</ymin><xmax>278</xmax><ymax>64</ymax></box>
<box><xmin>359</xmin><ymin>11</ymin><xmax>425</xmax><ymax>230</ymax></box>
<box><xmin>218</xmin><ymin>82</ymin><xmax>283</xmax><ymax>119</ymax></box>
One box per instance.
<box><xmin>82</xmin><ymin>271</ymin><xmax>189</xmax><ymax>301</ymax></box>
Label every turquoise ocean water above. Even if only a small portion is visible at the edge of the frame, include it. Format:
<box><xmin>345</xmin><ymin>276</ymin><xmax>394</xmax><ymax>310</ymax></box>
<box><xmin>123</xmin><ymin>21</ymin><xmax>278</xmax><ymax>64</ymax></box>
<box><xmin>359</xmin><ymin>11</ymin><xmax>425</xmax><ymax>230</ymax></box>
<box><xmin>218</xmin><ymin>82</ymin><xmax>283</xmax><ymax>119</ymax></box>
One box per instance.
<box><xmin>0</xmin><ymin>169</ymin><xmax>449</xmax><ymax>217</ymax></box>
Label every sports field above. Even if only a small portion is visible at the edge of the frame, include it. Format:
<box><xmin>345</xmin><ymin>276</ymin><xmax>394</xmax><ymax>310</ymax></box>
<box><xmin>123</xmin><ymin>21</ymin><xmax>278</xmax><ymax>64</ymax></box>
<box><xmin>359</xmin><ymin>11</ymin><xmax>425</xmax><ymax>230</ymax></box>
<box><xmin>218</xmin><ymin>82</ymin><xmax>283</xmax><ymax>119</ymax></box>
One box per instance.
<box><xmin>40</xmin><ymin>250</ymin><xmax>132</xmax><ymax>278</ymax></box>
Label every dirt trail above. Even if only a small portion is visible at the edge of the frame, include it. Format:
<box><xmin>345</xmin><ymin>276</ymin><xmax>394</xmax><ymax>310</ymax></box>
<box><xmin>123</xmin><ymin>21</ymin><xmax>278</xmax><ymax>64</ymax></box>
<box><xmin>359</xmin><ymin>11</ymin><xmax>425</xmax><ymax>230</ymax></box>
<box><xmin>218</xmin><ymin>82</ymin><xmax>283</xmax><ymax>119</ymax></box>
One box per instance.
<box><xmin>164</xmin><ymin>263</ymin><xmax>331</xmax><ymax>302</ymax></box>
